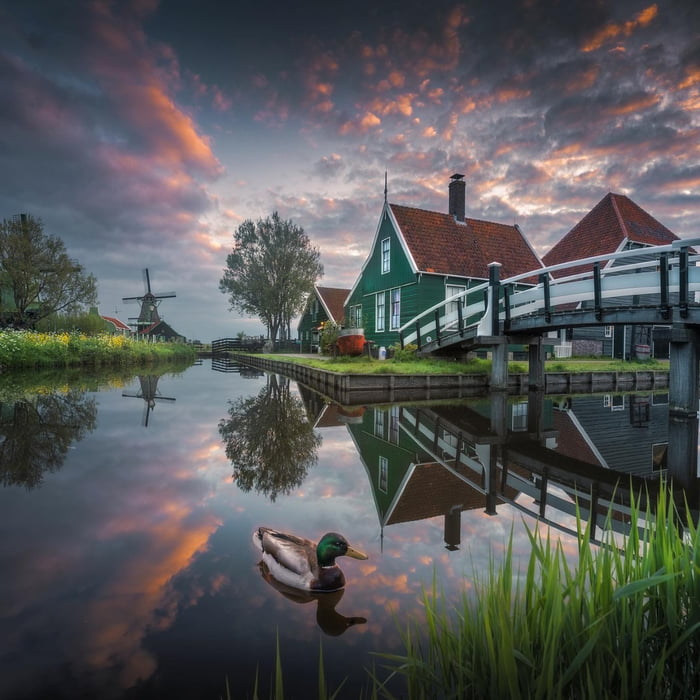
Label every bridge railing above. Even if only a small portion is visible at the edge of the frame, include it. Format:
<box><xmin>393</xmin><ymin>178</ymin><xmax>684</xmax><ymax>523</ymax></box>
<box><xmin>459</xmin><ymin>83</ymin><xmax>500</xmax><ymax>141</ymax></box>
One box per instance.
<box><xmin>211</xmin><ymin>336</ymin><xmax>265</xmax><ymax>354</ymax></box>
<box><xmin>504</xmin><ymin>240</ymin><xmax>700</xmax><ymax>329</ymax></box>
<box><xmin>399</xmin><ymin>238</ymin><xmax>700</xmax><ymax>351</ymax></box>
<box><xmin>398</xmin><ymin>280</ymin><xmax>489</xmax><ymax>349</ymax></box>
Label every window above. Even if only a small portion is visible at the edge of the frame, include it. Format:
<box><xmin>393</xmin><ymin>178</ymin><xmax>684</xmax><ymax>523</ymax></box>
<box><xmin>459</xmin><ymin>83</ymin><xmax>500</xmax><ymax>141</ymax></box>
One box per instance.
<box><xmin>374</xmin><ymin>410</ymin><xmax>385</xmax><ymax>439</ymax></box>
<box><xmin>604</xmin><ymin>325</ymin><xmax>613</xmax><ymax>338</ymax></box>
<box><xmin>381</xmin><ymin>238</ymin><xmax>390</xmax><ymax>274</ymax></box>
<box><xmin>378</xmin><ymin>457</ymin><xmax>388</xmax><ymax>493</ymax></box>
<box><xmin>445</xmin><ymin>284</ymin><xmax>467</xmax><ymax>315</ymax></box>
<box><xmin>376</xmin><ymin>292</ymin><xmax>385</xmax><ymax>332</ymax></box>
<box><xmin>511</xmin><ymin>401</ymin><xmax>528</xmax><ymax>431</ymax></box>
<box><xmin>389</xmin><ymin>406</ymin><xmax>400</xmax><ymax>444</ymax></box>
<box><xmin>390</xmin><ymin>288</ymin><xmax>401</xmax><ymax>329</ymax></box>
<box><xmin>349</xmin><ymin>304</ymin><xmax>362</xmax><ymax>328</ymax></box>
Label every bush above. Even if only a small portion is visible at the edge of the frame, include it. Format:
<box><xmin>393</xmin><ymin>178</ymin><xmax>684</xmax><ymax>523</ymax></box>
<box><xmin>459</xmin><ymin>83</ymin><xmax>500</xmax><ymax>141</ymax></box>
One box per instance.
<box><xmin>391</xmin><ymin>343</ymin><xmax>417</xmax><ymax>362</ymax></box>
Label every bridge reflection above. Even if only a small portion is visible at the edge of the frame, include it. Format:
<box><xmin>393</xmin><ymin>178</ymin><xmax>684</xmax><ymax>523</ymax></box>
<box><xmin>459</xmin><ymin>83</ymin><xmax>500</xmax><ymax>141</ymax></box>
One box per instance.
<box><xmin>338</xmin><ymin>391</ymin><xmax>699</xmax><ymax>549</ymax></box>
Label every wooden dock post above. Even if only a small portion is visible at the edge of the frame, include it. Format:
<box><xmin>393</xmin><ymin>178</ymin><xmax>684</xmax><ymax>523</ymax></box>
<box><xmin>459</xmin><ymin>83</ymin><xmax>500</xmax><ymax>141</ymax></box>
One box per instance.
<box><xmin>669</xmin><ymin>324</ymin><xmax>700</xmax><ymax>417</ymax></box>
<box><xmin>528</xmin><ymin>337</ymin><xmax>545</xmax><ymax>391</ymax></box>
<box><xmin>486</xmin><ymin>262</ymin><xmax>509</xmax><ymax>391</ymax></box>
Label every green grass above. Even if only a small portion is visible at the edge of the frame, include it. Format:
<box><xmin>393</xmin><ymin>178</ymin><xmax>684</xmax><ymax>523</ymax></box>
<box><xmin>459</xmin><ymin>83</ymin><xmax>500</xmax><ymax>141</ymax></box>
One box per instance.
<box><xmin>254</xmin><ymin>352</ymin><xmax>665</xmax><ymax>376</ymax></box>
<box><xmin>239</xmin><ymin>483</ymin><xmax>700</xmax><ymax>699</ymax></box>
<box><xmin>375</xmin><ymin>483</ymin><xmax>700</xmax><ymax>699</ymax></box>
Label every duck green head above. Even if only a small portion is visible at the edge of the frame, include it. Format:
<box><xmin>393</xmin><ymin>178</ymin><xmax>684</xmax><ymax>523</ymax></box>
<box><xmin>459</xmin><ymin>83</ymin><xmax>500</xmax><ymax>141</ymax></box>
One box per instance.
<box><xmin>316</xmin><ymin>532</ymin><xmax>368</xmax><ymax>567</ymax></box>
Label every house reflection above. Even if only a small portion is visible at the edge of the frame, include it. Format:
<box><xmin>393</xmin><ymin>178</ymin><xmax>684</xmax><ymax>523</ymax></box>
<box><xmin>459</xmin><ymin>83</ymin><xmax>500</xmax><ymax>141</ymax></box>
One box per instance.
<box><xmin>319</xmin><ymin>391</ymin><xmax>700</xmax><ymax>549</ymax></box>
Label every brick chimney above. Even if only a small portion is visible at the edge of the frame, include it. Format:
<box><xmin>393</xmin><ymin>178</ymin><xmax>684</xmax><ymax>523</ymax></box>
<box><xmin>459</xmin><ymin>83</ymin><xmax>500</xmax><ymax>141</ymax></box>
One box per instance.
<box><xmin>448</xmin><ymin>173</ymin><xmax>465</xmax><ymax>222</ymax></box>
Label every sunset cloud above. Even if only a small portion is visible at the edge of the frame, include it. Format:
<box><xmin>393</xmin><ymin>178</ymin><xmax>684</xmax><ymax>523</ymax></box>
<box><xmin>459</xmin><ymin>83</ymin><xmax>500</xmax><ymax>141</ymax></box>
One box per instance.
<box><xmin>581</xmin><ymin>4</ymin><xmax>659</xmax><ymax>53</ymax></box>
<box><xmin>0</xmin><ymin>0</ymin><xmax>698</xmax><ymax>342</ymax></box>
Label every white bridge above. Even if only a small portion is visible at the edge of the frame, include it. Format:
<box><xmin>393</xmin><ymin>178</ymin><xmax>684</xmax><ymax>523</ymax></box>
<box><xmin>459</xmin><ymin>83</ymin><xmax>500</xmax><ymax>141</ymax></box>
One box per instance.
<box><xmin>398</xmin><ymin>238</ymin><xmax>700</xmax><ymax>416</ymax></box>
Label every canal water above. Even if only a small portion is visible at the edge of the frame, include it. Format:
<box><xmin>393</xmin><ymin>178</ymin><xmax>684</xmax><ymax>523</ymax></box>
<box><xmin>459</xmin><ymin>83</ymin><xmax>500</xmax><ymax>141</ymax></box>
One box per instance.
<box><xmin>0</xmin><ymin>360</ymin><xmax>697</xmax><ymax>699</ymax></box>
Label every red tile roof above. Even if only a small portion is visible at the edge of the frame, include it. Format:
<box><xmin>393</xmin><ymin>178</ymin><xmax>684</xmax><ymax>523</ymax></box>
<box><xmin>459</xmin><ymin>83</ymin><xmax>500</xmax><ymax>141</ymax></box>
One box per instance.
<box><xmin>542</xmin><ymin>192</ymin><xmax>679</xmax><ymax>276</ymax></box>
<box><xmin>101</xmin><ymin>315</ymin><xmax>131</xmax><ymax>331</ymax></box>
<box><xmin>390</xmin><ymin>203</ymin><xmax>543</xmax><ymax>281</ymax></box>
<box><xmin>316</xmin><ymin>286</ymin><xmax>349</xmax><ymax>323</ymax></box>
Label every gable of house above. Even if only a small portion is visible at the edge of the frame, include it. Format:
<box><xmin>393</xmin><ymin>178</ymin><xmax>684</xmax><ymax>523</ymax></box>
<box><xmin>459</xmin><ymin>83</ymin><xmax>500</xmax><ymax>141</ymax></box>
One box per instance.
<box><xmin>297</xmin><ymin>285</ymin><xmax>351</xmax><ymax>351</ymax></box>
<box><xmin>345</xmin><ymin>174</ymin><xmax>543</xmax><ymax>346</ymax></box>
<box><xmin>298</xmin><ymin>285</ymin><xmax>350</xmax><ymax>329</ymax></box>
<box><xmin>542</xmin><ymin>192</ymin><xmax>680</xmax><ymax>276</ymax></box>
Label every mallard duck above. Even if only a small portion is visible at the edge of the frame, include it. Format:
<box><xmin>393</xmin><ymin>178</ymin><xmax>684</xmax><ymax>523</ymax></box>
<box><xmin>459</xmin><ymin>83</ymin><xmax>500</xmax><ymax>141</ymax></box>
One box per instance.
<box><xmin>253</xmin><ymin>527</ymin><xmax>368</xmax><ymax>592</ymax></box>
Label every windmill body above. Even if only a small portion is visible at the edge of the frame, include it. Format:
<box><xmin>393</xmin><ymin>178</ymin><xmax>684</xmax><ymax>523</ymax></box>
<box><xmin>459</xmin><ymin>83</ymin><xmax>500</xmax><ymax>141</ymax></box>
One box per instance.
<box><xmin>122</xmin><ymin>269</ymin><xmax>176</xmax><ymax>334</ymax></box>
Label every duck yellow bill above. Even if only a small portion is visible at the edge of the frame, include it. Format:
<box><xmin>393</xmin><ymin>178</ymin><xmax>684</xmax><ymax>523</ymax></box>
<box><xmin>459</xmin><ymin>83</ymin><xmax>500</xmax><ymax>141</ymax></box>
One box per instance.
<box><xmin>346</xmin><ymin>545</ymin><xmax>368</xmax><ymax>560</ymax></box>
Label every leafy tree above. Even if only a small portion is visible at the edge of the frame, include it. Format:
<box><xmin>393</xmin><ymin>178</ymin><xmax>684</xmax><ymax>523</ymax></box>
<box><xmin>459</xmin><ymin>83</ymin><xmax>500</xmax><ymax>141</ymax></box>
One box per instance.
<box><xmin>219</xmin><ymin>212</ymin><xmax>323</xmax><ymax>342</ymax></box>
<box><xmin>0</xmin><ymin>214</ymin><xmax>98</xmax><ymax>328</ymax></box>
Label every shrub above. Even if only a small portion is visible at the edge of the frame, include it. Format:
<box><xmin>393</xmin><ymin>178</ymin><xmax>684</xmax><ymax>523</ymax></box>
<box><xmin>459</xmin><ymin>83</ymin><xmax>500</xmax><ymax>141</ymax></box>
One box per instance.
<box><xmin>391</xmin><ymin>343</ymin><xmax>417</xmax><ymax>362</ymax></box>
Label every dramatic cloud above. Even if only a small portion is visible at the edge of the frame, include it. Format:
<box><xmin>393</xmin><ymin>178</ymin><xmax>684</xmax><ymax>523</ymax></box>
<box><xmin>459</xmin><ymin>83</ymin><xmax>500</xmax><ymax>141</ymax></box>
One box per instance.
<box><xmin>0</xmin><ymin>0</ymin><xmax>698</xmax><ymax>338</ymax></box>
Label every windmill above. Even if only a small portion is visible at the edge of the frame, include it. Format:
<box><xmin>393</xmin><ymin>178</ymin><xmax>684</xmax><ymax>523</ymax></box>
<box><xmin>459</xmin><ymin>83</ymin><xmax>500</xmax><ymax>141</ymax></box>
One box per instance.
<box><xmin>122</xmin><ymin>269</ymin><xmax>176</xmax><ymax>333</ymax></box>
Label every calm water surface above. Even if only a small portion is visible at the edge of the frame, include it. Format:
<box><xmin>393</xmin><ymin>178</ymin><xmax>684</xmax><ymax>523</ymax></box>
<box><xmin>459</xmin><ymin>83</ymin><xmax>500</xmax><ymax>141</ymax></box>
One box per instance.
<box><xmin>0</xmin><ymin>360</ymin><xmax>696</xmax><ymax>699</ymax></box>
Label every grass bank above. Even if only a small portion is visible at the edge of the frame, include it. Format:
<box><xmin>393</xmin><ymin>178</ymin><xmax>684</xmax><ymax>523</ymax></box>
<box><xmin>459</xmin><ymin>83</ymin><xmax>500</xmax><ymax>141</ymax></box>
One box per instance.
<box><xmin>259</xmin><ymin>352</ymin><xmax>665</xmax><ymax>376</ymax></box>
<box><xmin>0</xmin><ymin>330</ymin><xmax>196</xmax><ymax>369</ymax></box>
<box><xmin>240</xmin><ymin>483</ymin><xmax>699</xmax><ymax>699</ymax></box>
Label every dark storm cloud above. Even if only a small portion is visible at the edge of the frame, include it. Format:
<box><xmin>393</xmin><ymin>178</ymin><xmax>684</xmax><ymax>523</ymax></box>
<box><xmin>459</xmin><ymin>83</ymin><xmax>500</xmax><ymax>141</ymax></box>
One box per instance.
<box><xmin>0</xmin><ymin>0</ymin><xmax>698</xmax><ymax>338</ymax></box>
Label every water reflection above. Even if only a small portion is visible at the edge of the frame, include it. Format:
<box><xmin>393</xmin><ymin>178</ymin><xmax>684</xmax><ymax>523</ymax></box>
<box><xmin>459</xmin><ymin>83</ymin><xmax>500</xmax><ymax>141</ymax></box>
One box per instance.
<box><xmin>219</xmin><ymin>373</ymin><xmax>322</xmax><ymax>501</ymax></box>
<box><xmin>0</xmin><ymin>390</ymin><xmax>97</xmax><ymax>488</ymax></box>
<box><xmin>340</xmin><ymin>390</ymin><xmax>700</xmax><ymax>547</ymax></box>
<box><xmin>257</xmin><ymin>561</ymin><xmax>368</xmax><ymax>636</ymax></box>
<box><xmin>2</xmin><ymin>361</ymin><xmax>700</xmax><ymax>700</ymax></box>
<box><xmin>122</xmin><ymin>374</ymin><xmax>177</xmax><ymax>427</ymax></box>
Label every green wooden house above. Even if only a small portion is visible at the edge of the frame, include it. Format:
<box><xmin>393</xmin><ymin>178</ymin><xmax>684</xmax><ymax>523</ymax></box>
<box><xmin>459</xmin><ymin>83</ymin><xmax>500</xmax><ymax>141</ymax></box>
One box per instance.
<box><xmin>297</xmin><ymin>285</ymin><xmax>350</xmax><ymax>353</ymax></box>
<box><xmin>344</xmin><ymin>174</ymin><xmax>544</xmax><ymax>349</ymax></box>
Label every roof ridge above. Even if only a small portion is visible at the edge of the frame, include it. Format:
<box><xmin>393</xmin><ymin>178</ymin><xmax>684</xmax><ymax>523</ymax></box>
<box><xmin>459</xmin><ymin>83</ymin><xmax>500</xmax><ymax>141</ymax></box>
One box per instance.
<box><xmin>608</xmin><ymin>192</ymin><xmax>630</xmax><ymax>240</ymax></box>
<box><xmin>390</xmin><ymin>201</ymin><xmax>517</xmax><ymax>230</ymax></box>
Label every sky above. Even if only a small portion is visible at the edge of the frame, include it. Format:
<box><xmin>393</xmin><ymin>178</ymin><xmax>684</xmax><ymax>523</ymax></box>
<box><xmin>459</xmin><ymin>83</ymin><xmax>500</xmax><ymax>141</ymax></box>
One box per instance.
<box><xmin>0</xmin><ymin>0</ymin><xmax>699</xmax><ymax>341</ymax></box>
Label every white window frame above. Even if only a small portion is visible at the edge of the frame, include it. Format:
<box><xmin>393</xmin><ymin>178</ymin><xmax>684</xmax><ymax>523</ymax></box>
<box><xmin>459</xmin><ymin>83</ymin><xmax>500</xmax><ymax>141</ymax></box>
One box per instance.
<box><xmin>381</xmin><ymin>238</ymin><xmax>391</xmax><ymax>274</ymax></box>
<box><xmin>376</xmin><ymin>292</ymin><xmax>385</xmax><ymax>332</ymax></box>
<box><xmin>378</xmin><ymin>456</ymin><xmax>388</xmax><ymax>493</ymax></box>
<box><xmin>374</xmin><ymin>410</ymin><xmax>385</xmax><ymax>438</ymax></box>
<box><xmin>389</xmin><ymin>406</ymin><xmax>400</xmax><ymax>444</ymax></box>
<box><xmin>445</xmin><ymin>284</ymin><xmax>467</xmax><ymax>315</ymax></box>
<box><xmin>604</xmin><ymin>325</ymin><xmax>613</xmax><ymax>338</ymax></box>
<box><xmin>349</xmin><ymin>304</ymin><xmax>362</xmax><ymax>328</ymax></box>
<box><xmin>390</xmin><ymin>288</ymin><xmax>401</xmax><ymax>330</ymax></box>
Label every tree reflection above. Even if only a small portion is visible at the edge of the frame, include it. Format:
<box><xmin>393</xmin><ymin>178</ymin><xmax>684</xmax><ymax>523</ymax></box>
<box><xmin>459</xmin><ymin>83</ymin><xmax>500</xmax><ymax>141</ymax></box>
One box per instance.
<box><xmin>0</xmin><ymin>390</ymin><xmax>97</xmax><ymax>488</ymax></box>
<box><xmin>219</xmin><ymin>374</ymin><xmax>321</xmax><ymax>501</ymax></box>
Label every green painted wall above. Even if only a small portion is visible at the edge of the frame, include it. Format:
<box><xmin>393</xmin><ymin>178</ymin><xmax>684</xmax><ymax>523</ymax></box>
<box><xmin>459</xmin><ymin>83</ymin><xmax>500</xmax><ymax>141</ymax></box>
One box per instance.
<box><xmin>297</xmin><ymin>294</ymin><xmax>331</xmax><ymax>352</ymax></box>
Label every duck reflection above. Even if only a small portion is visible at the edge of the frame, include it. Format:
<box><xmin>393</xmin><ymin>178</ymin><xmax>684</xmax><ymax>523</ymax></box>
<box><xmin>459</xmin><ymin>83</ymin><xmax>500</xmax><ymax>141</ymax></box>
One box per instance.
<box><xmin>219</xmin><ymin>374</ymin><xmax>321</xmax><ymax>502</ymax></box>
<box><xmin>257</xmin><ymin>561</ymin><xmax>367</xmax><ymax>636</ymax></box>
<box><xmin>0</xmin><ymin>390</ymin><xmax>97</xmax><ymax>488</ymax></box>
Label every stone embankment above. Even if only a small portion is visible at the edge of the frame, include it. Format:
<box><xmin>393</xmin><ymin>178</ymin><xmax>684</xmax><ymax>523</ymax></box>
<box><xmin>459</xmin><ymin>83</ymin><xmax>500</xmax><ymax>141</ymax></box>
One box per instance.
<box><xmin>231</xmin><ymin>354</ymin><xmax>669</xmax><ymax>406</ymax></box>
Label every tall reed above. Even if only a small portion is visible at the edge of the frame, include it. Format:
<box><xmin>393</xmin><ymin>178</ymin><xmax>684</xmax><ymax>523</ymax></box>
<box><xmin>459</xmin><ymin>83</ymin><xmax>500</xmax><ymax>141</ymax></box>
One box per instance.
<box><xmin>375</xmin><ymin>483</ymin><xmax>700</xmax><ymax>699</ymax></box>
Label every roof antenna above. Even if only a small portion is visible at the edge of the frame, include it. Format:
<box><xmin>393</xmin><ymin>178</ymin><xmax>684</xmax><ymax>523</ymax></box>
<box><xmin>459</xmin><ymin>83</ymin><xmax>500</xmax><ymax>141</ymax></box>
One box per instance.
<box><xmin>384</xmin><ymin>170</ymin><xmax>388</xmax><ymax>203</ymax></box>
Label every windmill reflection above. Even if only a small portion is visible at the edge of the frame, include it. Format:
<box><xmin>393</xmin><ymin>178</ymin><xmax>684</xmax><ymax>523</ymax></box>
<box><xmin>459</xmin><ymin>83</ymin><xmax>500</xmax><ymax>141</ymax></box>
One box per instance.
<box><xmin>342</xmin><ymin>390</ymin><xmax>699</xmax><ymax>549</ymax></box>
<box><xmin>122</xmin><ymin>375</ymin><xmax>176</xmax><ymax>427</ymax></box>
<box><xmin>256</xmin><ymin>561</ymin><xmax>367</xmax><ymax>636</ymax></box>
<box><xmin>0</xmin><ymin>390</ymin><xmax>97</xmax><ymax>489</ymax></box>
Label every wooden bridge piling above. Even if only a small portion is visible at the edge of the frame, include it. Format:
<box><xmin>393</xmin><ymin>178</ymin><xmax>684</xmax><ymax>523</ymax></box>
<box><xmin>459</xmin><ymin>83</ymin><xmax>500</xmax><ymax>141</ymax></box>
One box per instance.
<box><xmin>669</xmin><ymin>324</ymin><xmax>700</xmax><ymax>416</ymax></box>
